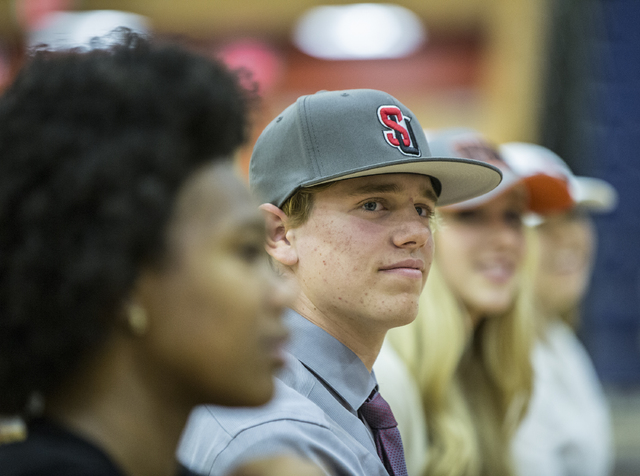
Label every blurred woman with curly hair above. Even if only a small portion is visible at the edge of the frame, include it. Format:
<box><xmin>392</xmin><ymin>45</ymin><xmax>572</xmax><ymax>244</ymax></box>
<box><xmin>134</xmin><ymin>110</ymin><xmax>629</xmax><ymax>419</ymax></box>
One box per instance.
<box><xmin>0</xmin><ymin>33</ymin><xmax>312</xmax><ymax>476</ymax></box>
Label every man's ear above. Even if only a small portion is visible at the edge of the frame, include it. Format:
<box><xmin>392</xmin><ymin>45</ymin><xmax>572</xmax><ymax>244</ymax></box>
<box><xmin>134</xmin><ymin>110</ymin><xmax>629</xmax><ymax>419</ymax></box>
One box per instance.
<box><xmin>260</xmin><ymin>203</ymin><xmax>298</xmax><ymax>267</ymax></box>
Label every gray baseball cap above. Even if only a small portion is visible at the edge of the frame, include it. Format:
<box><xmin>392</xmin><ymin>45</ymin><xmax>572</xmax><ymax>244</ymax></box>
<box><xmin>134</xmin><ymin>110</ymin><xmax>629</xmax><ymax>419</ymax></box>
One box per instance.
<box><xmin>249</xmin><ymin>89</ymin><xmax>502</xmax><ymax>207</ymax></box>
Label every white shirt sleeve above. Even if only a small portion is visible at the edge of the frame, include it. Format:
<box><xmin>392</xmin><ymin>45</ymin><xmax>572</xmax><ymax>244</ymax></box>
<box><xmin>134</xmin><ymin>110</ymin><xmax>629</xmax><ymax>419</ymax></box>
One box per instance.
<box><xmin>512</xmin><ymin>320</ymin><xmax>614</xmax><ymax>476</ymax></box>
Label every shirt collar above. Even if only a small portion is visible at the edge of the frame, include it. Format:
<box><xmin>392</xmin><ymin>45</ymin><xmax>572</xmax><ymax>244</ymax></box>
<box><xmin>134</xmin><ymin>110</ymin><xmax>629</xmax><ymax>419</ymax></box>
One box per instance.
<box><xmin>284</xmin><ymin>309</ymin><xmax>378</xmax><ymax>412</ymax></box>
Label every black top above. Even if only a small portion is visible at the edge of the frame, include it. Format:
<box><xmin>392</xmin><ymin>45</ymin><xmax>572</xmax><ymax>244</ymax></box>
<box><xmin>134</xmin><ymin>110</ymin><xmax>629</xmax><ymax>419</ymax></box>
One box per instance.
<box><xmin>0</xmin><ymin>418</ymin><xmax>201</xmax><ymax>476</ymax></box>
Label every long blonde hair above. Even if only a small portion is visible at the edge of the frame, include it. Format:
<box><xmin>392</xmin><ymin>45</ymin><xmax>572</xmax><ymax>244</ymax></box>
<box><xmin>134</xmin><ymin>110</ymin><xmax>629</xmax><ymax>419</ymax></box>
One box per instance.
<box><xmin>388</xmin><ymin>225</ymin><xmax>537</xmax><ymax>476</ymax></box>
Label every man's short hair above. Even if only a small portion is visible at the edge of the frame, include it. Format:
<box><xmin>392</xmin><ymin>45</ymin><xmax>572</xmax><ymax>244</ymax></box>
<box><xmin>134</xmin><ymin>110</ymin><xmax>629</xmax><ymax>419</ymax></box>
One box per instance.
<box><xmin>281</xmin><ymin>183</ymin><xmax>336</xmax><ymax>228</ymax></box>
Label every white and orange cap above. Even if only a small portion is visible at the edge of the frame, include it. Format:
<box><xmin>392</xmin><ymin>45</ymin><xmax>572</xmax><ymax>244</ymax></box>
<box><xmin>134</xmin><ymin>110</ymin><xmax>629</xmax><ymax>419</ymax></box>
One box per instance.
<box><xmin>499</xmin><ymin>142</ymin><xmax>618</xmax><ymax>214</ymax></box>
<box><xmin>427</xmin><ymin>128</ymin><xmax>573</xmax><ymax>212</ymax></box>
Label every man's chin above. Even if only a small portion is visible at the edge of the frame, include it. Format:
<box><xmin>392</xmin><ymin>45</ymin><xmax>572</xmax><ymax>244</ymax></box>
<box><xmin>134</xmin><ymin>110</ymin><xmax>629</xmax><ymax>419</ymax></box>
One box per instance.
<box><xmin>374</xmin><ymin>298</ymin><xmax>420</xmax><ymax>329</ymax></box>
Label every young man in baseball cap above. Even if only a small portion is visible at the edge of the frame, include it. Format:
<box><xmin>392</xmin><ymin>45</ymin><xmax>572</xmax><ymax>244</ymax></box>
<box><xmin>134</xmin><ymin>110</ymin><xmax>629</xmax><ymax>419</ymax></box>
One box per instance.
<box><xmin>178</xmin><ymin>89</ymin><xmax>502</xmax><ymax>476</ymax></box>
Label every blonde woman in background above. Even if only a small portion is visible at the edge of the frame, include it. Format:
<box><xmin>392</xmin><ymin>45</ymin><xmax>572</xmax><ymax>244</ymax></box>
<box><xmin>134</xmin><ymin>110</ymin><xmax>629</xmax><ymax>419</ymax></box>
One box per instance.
<box><xmin>388</xmin><ymin>129</ymin><xmax>573</xmax><ymax>476</ymax></box>
<box><xmin>501</xmin><ymin>143</ymin><xmax>617</xmax><ymax>476</ymax></box>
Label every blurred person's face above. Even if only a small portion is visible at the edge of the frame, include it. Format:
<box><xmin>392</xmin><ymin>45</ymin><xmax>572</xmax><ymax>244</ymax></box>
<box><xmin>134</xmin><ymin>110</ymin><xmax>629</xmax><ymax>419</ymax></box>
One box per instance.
<box><xmin>436</xmin><ymin>186</ymin><xmax>528</xmax><ymax>325</ymax></box>
<box><xmin>287</xmin><ymin>173</ymin><xmax>436</xmax><ymax>335</ymax></box>
<box><xmin>534</xmin><ymin>209</ymin><xmax>595</xmax><ymax>315</ymax></box>
<box><xmin>135</xmin><ymin>161</ymin><xmax>291</xmax><ymax>407</ymax></box>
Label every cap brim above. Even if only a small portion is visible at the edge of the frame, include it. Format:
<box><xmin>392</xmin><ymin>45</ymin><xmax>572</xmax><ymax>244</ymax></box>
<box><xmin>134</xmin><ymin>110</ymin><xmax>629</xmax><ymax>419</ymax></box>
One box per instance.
<box><xmin>442</xmin><ymin>168</ymin><xmax>574</xmax><ymax>213</ymax></box>
<box><xmin>310</xmin><ymin>157</ymin><xmax>502</xmax><ymax>207</ymax></box>
<box><xmin>573</xmin><ymin>176</ymin><xmax>618</xmax><ymax>212</ymax></box>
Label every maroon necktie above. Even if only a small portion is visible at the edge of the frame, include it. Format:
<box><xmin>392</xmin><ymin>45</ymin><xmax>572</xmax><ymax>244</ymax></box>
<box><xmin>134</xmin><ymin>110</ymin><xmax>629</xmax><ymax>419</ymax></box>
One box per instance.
<box><xmin>359</xmin><ymin>390</ymin><xmax>408</xmax><ymax>476</ymax></box>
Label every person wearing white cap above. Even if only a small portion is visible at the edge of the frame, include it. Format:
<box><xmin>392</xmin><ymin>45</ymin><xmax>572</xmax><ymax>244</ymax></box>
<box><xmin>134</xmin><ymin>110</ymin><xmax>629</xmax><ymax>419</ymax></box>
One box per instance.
<box><xmin>388</xmin><ymin>128</ymin><xmax>574</xmax><ymax>476</ymax></box>
<box><xmin>501</xmin><ymin>142</ymin><xmax>617</xmax><ymax>476</ymax></box>
<box><xmin>178</xmin><ymin>91</ymin><xmax>502</xmax><ymax>476</ymax></box>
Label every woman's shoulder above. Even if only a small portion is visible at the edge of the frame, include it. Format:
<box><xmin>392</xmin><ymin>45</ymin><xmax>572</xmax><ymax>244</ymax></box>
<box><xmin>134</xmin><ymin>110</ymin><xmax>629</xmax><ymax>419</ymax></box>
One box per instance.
<box><xmin>0</xmin><ymin>418</ymin><xmax>124</xmax><ymax>476</ymax></box>
<box><xmin>178</xmin><ymin>465</ymin><xmax>205</xmax><ymax>476</ymax></box>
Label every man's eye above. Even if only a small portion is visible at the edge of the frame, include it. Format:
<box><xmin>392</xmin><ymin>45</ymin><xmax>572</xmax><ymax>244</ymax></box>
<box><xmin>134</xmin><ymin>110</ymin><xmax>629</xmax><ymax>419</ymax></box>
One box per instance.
<box><xmin>362</xmin><ymin>201</ymin><xmax>380</xmax><ymax>211</ymax></box>
<box><xmin>415</xmin><ymin>206</ymin><xmax>433</xmax><ymax>218</ymax></box>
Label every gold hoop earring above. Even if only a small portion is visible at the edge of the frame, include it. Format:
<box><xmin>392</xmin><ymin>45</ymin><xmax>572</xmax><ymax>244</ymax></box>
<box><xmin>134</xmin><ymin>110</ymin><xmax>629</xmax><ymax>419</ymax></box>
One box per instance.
<box><xmin>127</xmin><ymin>303</ymin><xmax>149</xmax><ymax>336</ymax></box>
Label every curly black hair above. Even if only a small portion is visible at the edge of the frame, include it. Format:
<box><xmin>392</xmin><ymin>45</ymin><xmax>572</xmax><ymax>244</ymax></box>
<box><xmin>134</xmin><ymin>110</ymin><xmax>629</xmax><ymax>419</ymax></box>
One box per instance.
<box><xmin>0</xmin><ymin>32</ymin><xmax>251</xmax><ymax>415</ymax></box>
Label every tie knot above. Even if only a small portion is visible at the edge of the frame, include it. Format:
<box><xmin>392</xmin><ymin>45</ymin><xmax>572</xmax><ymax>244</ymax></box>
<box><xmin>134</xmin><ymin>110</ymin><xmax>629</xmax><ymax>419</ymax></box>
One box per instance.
<box><xmin>359</xmin><ymin>391</ymin><xmax>398</xmax><ymax>430</ymax></box>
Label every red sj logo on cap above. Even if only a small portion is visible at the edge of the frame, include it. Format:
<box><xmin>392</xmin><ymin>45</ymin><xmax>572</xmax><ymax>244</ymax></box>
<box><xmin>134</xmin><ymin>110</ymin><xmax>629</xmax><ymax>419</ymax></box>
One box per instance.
<box><xmin>377</xmin><ymin>105</ymin><xmax>420</xmax><ymax>156</ymax></box>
